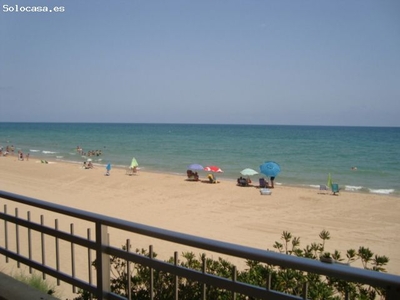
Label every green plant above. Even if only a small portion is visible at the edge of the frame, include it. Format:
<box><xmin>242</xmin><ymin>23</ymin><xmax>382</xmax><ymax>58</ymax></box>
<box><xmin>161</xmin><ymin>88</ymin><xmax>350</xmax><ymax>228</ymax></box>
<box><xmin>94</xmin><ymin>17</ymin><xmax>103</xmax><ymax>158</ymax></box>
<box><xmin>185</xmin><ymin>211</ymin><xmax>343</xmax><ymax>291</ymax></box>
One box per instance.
<box><xmin>13</xmin><ymin>271</ymin><xmax>58</xmax><ymax>297</ymax></box>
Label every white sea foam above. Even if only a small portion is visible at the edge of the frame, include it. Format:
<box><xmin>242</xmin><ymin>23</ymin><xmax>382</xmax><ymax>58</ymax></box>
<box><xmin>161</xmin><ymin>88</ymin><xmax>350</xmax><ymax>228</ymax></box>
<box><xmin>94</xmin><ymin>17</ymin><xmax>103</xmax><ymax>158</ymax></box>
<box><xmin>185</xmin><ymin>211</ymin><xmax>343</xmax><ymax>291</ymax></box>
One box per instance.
<box><xmin>56</xmin><ymin>156</ymin><xmax>64</xmax><ymax>159</ymax></box>
<box><xmin>42</xmin><ymin>151</ymin><xmax>57</xmax><ymax>154</ymax></box>
<box><xmin>368</xmin><ymin>189</ymin><xmax>394</xmax><ymax>195</ymax></box>
<box><xmin>345</xmin><ymin>185</ymin><xmax>363</xmax><ymax>192</ymax></box>
<box><xmin>30</xmin><ymin>149</ymin><xmax>40</xmax><ymax>152</ymax></box>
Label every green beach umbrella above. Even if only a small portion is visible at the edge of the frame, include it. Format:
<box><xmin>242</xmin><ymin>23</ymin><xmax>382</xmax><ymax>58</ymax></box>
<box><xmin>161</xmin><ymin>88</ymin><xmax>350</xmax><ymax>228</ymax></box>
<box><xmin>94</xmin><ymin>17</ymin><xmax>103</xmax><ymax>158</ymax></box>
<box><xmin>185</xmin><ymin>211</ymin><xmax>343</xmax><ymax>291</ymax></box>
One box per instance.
<box><xmin>130</xmin><ymin>157</ymin><xmax>139</xmax><ymax>168</ymax></box>
<box><xmin>327</xmin><ymin>173</ymin><xmax>333</xmax><ymax>189</ymax></box>
<box><xmin>240</xmin><ymin>168</ymin><xmax>258</xmax><ymax>176</ymax></box>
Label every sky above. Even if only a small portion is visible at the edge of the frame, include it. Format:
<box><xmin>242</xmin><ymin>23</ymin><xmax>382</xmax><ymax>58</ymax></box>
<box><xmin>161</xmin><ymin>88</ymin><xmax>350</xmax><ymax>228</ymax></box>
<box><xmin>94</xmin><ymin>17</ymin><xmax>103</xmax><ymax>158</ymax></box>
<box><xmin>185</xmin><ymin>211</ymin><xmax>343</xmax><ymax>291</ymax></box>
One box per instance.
<box><xmin>1</xmin><ymin>0</ymin><xmax>400</xmax><ymax>126</ymax></box>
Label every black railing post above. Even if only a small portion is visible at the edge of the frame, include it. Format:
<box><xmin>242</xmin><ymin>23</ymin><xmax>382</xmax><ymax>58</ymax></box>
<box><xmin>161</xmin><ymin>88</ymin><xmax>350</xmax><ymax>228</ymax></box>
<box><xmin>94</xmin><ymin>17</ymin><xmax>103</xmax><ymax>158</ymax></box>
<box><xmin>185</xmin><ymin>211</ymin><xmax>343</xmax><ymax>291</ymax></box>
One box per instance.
<box><xmin>126</xmin><ymin>239</ymin><xmax>131</xmax><ymax>300</ymax></box>
<box><xmin>149</xmin><ymin>245</ymin><xmax>154</xmax><ymax>300</ymax></box>
<box><xmin>232</xmin><ymin>266</ymin><xmax>237</xmax><ymax>300</ymax></box>
<box><xmin>40</xmin><ymin>215</ymin><xmax>46</xmax><ymax>280</ymax></box>
<box><xmin>202</xmin><ymin>255</ymin><xmax>206</xmax><ymax>300</ymax></box>
<box><xmin>386</xmin><ymin>285</ymin><xmax>400</xmax><ymax>300</ymax></box>
<box><xmin>15</xmin><ymin>208</ymin><xmax>20</xmax><ymax>268</ymax></box>
<box><xmin>174</xmin><ymin>251</ymin><xmax>179</xmax><ymax>300</ymax></box>
<box><xmin>95</xmin><ymin>222</ymin><xmax>110</xmax><ymax>300</ymax></box>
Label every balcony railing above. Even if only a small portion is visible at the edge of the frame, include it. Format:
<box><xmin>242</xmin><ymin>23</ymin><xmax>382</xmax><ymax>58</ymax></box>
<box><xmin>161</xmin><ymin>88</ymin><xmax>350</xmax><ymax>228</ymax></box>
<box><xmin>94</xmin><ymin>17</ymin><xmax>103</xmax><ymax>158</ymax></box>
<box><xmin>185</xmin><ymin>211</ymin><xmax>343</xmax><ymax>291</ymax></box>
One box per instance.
<box><xmin>1</xmin><ymin>190</ymin><xmax>399</xmax><ymax>300</ymax></box>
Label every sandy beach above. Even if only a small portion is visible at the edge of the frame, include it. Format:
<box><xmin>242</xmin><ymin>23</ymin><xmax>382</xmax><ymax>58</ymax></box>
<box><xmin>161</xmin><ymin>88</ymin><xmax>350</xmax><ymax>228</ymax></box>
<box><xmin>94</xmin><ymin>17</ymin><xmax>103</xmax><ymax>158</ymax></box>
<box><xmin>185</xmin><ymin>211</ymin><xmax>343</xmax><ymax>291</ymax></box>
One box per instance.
<box><xmin>1</xmin><ymin>155</ymin><xmax>400</xmax><ymax>299</ymax></box>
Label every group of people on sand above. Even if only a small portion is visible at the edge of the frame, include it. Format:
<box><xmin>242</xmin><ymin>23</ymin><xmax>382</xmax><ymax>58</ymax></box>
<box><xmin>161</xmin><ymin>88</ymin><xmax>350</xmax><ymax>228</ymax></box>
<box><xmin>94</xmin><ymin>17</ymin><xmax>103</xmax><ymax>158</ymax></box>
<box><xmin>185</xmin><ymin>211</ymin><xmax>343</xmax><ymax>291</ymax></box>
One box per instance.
<box><xmin>237</xmin><ymin>176</ymin><xmax>275</xmax><ymax>188</ymax></box>
<box><xmin>17</xmin><ymin>150</ymin><xmax>29</xmax><ymax>161</ymax></box>
<box><xmin>0</xmin><ymin>145</ymin><xmax>29</xmax><ymax>161</ymax></box>
<box><xmin>186</xmin><ymin>170</ymin><xmax>200</xmax><ymax>181</ymax></box>
<box><xmin>83</xmin><ymin>161</ymin><xmax>94</xmax><ymax>169</ymax></box>
<box><xmin>1</xmin><ymin>145</ymin><xmax>14</xmax><ymax>156</ymax></box>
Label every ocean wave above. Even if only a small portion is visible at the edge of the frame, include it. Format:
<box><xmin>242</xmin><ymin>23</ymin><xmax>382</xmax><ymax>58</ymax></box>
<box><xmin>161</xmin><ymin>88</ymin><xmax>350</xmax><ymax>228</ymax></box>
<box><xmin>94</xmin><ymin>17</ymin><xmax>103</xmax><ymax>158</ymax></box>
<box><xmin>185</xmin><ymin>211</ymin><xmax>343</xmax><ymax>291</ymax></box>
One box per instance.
<box><xmin>368</xmin><ymin>189</ymin><xmax>394</xmax><ymax>195</ymax></box>
<box><xmin>344</xmin><ymin>185</ymin><xmax>363</xmax><ymax>192</ymax></box>
<box><xmin>56</xmin><ymin>156</ymin><xmax>64</xmax><ymax>159</ymax></box>
<box><xmin>42</xmin><ymin>150</ymin><xmax>57</xmax><ymax>154</ymax></box>
<box><xmin>30</xmin><ymin>149</ymin><xmax>40</xmax><ymax>152</ymax></box>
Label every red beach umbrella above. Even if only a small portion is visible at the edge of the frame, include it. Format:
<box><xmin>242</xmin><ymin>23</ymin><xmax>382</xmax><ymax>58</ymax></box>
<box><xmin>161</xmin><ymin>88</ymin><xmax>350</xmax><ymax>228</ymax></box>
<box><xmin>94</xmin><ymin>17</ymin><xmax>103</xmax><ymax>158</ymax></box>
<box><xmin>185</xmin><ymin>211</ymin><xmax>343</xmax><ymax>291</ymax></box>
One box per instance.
<box><xmin>204</xmin><ymin>166</ymin><xmax>223</xmax><ymax>173</ymax></box>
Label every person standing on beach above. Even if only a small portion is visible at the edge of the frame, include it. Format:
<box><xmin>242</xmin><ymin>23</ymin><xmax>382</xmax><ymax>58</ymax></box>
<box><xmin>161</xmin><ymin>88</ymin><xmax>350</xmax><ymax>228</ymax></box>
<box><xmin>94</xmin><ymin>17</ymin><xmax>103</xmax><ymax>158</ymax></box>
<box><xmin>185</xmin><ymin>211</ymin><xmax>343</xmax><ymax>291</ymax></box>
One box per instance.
<box><xmin>270</xmin><ymin>176</ymin><xmax>275</xmax><ymax>188</ymax></box>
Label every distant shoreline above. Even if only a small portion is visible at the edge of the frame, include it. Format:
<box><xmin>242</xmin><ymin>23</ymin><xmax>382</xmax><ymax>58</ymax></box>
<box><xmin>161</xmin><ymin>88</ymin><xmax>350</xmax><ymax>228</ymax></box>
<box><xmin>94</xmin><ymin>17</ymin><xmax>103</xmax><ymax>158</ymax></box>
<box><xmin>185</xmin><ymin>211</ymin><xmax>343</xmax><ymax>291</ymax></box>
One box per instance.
<box><xmin>3</xmin><ymin>152</ymin><xmax>400</xmax><ymax>198</ymax></box>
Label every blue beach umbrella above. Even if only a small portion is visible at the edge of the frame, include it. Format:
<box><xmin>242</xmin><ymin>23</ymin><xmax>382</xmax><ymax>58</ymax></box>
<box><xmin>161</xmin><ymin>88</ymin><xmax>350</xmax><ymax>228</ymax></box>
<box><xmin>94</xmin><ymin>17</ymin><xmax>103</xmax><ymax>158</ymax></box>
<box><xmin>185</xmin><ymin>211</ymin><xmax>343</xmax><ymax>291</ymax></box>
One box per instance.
<box><xmin>260</xmin><ymin>161</ymin><xmax>281</xmax><ymax>177</ymax></box>
<box><xmin>105</xmin><ymin>163</ymin><xmax>111</xmax><ymax>176</ymax></box>
<box><xmin>187</xmin><ymin>163</ymin><xmax>204</xmax><ymax>170</ymax></box>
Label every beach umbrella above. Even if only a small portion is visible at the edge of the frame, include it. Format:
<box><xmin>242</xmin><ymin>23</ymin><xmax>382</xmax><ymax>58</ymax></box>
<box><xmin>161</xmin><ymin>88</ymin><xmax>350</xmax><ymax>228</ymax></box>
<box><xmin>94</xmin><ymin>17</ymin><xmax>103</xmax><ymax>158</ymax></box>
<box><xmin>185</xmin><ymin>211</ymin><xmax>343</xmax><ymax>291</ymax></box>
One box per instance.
<box><xmin>187</xmin><ymin>163</ymin><xmax>204</xmax><ymax>170</ymax></box>
<box><xmin>327</xmin><ymin>173</ymin><xmax>332</xmax><ymax>189</ymax></box>
<box><xmin>240</xmin><ymin>168</ymin><xmax>258</xmax><ymax>176</ymax></box>
<box><xmin>130</xmin><ymin>157</ymin><xmax>139</xmax><ymax>168</ymax></box>
<box><xmin>204</xmin><ymin>166</ymin><xmax>223</xmax><ymax>173</ymax></box>
<box><xmin>105</xmin><ymin>163</ymin><xmax>111</xmax><ymax>176</ymax></box>
<box><xmin>260</xmin><ymin>161</ymin><xmax>281</xmax><ymax>177</ymax></box>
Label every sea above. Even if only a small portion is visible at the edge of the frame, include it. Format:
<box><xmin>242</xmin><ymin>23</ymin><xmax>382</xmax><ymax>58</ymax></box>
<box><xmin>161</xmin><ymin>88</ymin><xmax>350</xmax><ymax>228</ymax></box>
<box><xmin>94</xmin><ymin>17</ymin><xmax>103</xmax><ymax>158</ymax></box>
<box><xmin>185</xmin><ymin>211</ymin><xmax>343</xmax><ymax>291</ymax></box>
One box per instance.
<box><xmin>1</xmin><ymin>123</ymin><xmax>399</xmax><ymax>196</ymax></box>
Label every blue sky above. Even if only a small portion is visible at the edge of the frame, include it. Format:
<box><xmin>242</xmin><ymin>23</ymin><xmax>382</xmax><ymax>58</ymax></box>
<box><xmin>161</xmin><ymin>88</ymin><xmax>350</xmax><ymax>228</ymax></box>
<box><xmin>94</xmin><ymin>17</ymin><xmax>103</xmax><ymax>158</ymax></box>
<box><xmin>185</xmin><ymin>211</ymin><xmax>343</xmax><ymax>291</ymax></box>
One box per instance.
<box><xmin>1</xmin><ymin>0</ymin><xmax>399</xmax><ymax>126</ymax></box>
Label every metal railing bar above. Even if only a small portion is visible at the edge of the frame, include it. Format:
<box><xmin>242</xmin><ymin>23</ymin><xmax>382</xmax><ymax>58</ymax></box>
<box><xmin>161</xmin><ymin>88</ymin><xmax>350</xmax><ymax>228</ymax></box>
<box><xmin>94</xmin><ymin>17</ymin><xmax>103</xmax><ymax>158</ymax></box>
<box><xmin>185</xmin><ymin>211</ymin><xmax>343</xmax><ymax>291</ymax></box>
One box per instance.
<box><xmin>232</xmin><ymin>265</ymin><xmax>237</xmax><ymax>300</ymax></box>
<box><xmin>95</xmin><ymin>222</ymin><xmax>110</xmax><ymax>300</ymax></box>
<box><xmin>302</xmin><ymin>282</ymin><xmax>308</xmax><ymax>299</ymax></box>
<box><xmin>0</xmin><ymin>213</ymin><xmax>96</xmax><ymax>249</ymax></box>
<box><xmin>202</xmin><ymin>256</ymin><xmax>206</xmax><ymax>300</ymax></box>
<box><xmin>3</xmin><ymin>204</ymin><xmax>9</xmax><ymax>263</ymax></box>
<box><xmin>267</xmin><ymin>272</ymin><xmax>272</xmax><ymax>290</ymax></box>
<box><xmin>40</xmin><ymin>215</ymin><xmax>46</xmax><ymax>280</ymax></box>
<box><xmin>55</xmin><ymin>219</ymin><xmax>60</xmax><ymax>285</ymax></box>
<box><xmin>2</xmin><ymin>190</ymin><xmax>399</xmax><ymax>291</ymax></box>
<box><xmin>27</xmin><ymin>211</ymin><xmax>32</xmax><ymax>273</ymax></box>
<box><xmin>126</xmin><ymin>239</ymin><xmax>131</xmax><ymax>300</ymax></box>
<box><xmin>70</xmin><ymin>223</ymin><xmax>76</xmax><ymax>294</ymax></box>
<box><xmin>149</xmin><ymin>245</ymin><xmax>154</xmax><ymax>300</ymax></box>
<box><xmin>106</xmin><ymin>239</ymin><xmax>400</xmax><ymax>291</ymax></box>
<box><xmin>106</xmin><ymin>246</ymin><xmax>301</xmax><ymax>299</ymax></box>
<box><xmin>107</xmin><ymin>293</ymin><xmax>129</xmax><ymax>300</ymax></box>
<box><xmin>87</xmin><ymin>228</ymin><xmax>93</xmax><ymax>300</ymax></box>
<box><xmin>0</xmin><ymin>241</ymin><xmax>301</xmax><ymax>300</ymax></box>
<box><xmin>174</xmin><ymin>251</ymin><xmax>178</xmax><ymax>300</ymax></box>
<box><xmin>0</xmin><ymin>247</ymin><xmax>96</xmax><ymax>293</ymax></box>
<box><xmin>15</xmin><ymin>208</ymin><xmax>20</xmax><ymax>268</ymax></box>
<box><xmin>2</xmin><ymin>191</ymin><xmax>400</xmax><ymax>298</ymax></box>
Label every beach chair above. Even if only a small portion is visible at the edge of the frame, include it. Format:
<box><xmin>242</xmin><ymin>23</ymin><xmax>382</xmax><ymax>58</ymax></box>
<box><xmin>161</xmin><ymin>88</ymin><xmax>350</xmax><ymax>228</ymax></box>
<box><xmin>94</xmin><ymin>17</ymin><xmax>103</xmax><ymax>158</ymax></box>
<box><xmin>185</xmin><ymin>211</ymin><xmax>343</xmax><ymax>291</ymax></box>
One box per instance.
<box><xmin>319</xmin><ymin>184</ymin><xmax>329</xmax><ymax>194</ymax></box>
<box><xmin>237</xmin><ymin>177</ymin><xmax>248</xmax><ymax>186</ymax></box>
<box><xmin>259</xmin><ymin>178</ymin><xmax>268</xmax><ymax>188</ymax></box>
<box><xmin>208</xmin><ymin>174</ymin><xmax>217</xmax><ymax>183</ymax></box>
<box><xmin>187</xmin><ymin>170</ymin><xmax>199</xmax><ymax>181</ymax></box>
<box><xmin>126</xmin><ymin>166</ymin><xmax>138</xmax><ymax>175</ymax></box>
<box><xmin>331</xmin><ymin>183</ymin><xmax>339</xmax><ymax>195</ymax></box>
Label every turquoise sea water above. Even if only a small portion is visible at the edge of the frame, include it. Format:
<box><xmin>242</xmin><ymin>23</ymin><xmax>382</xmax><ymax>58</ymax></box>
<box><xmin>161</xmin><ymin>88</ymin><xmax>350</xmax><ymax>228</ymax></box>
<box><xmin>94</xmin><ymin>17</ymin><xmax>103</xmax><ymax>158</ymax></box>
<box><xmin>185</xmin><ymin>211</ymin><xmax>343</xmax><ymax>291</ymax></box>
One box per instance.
<box><xmin>1</xmin><ymin>123</ymin><xmax>399</xmax><ymax>196</ymax></box>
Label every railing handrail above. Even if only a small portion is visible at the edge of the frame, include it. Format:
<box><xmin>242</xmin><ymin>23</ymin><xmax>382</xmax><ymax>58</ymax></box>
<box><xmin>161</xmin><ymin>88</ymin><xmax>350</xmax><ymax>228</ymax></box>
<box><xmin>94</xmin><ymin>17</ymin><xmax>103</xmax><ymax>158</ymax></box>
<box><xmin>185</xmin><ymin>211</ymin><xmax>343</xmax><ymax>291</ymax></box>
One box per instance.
<box><xmin>1</xmin><ymin>190</ymin><xmax>400</xmax><ymax>299</ymax></box>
